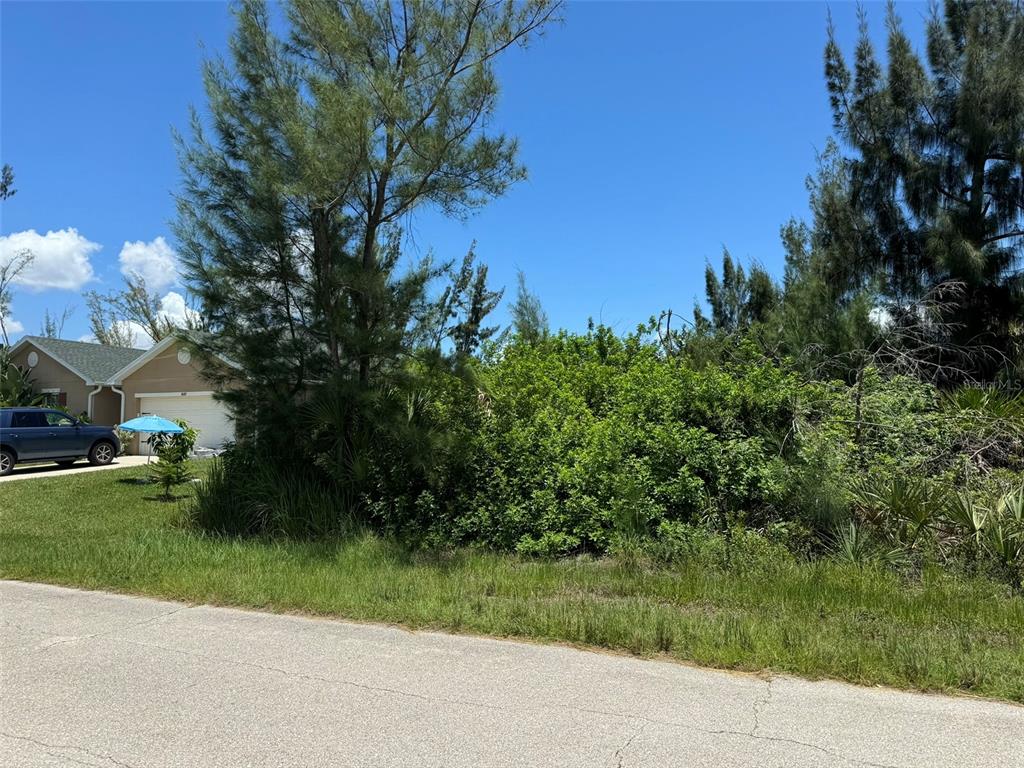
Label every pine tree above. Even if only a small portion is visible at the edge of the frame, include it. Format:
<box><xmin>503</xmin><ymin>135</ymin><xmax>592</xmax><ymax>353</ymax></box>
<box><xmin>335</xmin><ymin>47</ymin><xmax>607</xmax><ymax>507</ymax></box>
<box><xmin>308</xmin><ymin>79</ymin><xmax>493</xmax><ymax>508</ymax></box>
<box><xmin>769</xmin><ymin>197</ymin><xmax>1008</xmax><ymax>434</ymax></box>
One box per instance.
<box><xmin>696</xmin><ymin>249</ymin><xmax>779</xmax><ymax>333</ymax></box>
<box><xmin>442</xmin><ymin>246</ymin><xmax>504</xmax><ymax>358</ymax></box>
<box><xmin>510</xmin><ymin>270</ymin><xmax>548</xmax><ymax>344</ymax></box>
<box><xmin>823</xmin><ymin>0</ymin><xmax>1024</xmax><ymax>374</ymax></box>
<box><xmin>174</xmin><ymin>0</ymin><xmax>557</xmax><ymax>460</ymax></box>
<box><xmin>84</xmin><ymin>292</ymin><xmax>138</xmax><ymax>348</ymax></box>
<box><xmin>39</xmin><ymin>307</ymin><xmax>73</xmax><ymax>339</ymax></box>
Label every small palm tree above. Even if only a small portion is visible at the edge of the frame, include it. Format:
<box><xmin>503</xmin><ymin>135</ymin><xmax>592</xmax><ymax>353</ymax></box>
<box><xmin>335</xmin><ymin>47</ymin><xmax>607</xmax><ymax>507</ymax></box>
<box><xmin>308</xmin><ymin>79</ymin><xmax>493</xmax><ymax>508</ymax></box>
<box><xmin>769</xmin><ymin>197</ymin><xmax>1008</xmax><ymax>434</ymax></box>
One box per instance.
<box><xmin>829</xmin><ymin>521</ymin><xmax>876</xmax><ymax>566</ymax></box>
<box><xmin>944</xmin><ymin>492</ymin><xmax>988</xmax><ymax>544</ymax></box>
<box><xmin>851</xmin><ymin>475</ymin><xmax>937</xmax><ymax>549</ymax></box>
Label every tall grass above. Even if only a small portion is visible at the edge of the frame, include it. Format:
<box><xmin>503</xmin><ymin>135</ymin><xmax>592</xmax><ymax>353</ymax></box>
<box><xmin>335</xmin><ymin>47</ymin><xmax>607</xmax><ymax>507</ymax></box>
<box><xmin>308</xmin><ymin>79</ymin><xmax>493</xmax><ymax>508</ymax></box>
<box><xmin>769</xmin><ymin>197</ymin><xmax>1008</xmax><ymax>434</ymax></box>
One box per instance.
<box><xmin>2</xmin><ymin>465</ymin><xmax>1023</xmax><ymax>702</ymax></box>
<box><xmin>190</xmin><ymin>454</ymin><xmax>356</xmax><ymax>537</ymax></box>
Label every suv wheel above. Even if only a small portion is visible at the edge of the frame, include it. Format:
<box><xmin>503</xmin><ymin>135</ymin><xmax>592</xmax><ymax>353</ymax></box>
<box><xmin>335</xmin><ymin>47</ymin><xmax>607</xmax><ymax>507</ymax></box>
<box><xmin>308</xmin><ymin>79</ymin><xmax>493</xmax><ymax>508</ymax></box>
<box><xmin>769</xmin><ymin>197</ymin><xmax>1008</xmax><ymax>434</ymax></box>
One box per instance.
<box><xmin>88</xmin><ymin>441</ymin><xmax>116</xmax><ymax>466</ymax></box>
<box><xmin>0</xmin><ymin>448</ymin><xmax>13</xmax><ymax>476</ymax></box>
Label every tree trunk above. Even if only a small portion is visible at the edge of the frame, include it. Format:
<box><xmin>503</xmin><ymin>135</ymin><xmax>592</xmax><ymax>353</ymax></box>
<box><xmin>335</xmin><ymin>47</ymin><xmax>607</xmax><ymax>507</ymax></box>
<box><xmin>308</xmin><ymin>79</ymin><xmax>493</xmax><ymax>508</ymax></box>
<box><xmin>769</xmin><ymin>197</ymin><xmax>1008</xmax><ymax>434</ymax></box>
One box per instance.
<box><xmin>311</xmin><ymin>205</ymin><xmax>341</xmax><ymax>371</ymax></box>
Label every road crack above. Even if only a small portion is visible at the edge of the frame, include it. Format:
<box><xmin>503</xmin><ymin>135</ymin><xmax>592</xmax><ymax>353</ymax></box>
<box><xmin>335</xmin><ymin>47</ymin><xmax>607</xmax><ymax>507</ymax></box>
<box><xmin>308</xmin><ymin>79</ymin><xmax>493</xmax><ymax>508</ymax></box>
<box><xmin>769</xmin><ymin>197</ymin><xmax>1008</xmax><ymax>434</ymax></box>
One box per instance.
<box><xmin>107</xmin><ymin>637</ymin><xmax>906</xmax><ymax>767</ymax></box>
<box><xmin>750</xmin><ymin>677</ymin><xmax>773</xmax><ymax>735</ymax></box>
<box><xmin>32</xmin><ymin>605</ymin><xmax>192</xmax><ymax>653</ymax></box>
<box><xmin>1</xmin><ymin>730</ymin><xmax>138</xmax><ymax>768</ymax></box>
<box><xmin>611</xmin><ymin>720</ymin><xmax>646</xmax><ymax>767</ymax></box>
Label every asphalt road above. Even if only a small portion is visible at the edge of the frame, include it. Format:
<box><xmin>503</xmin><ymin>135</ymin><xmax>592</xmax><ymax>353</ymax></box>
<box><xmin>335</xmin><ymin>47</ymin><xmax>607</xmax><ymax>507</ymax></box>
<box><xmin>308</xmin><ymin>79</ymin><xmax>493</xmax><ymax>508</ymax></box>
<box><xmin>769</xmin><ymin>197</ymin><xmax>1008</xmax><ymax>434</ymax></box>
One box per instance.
<box><xmin>1</xmin><ymin>581</ymin><xmax>1021</xmax><ymax>767</ymax></box>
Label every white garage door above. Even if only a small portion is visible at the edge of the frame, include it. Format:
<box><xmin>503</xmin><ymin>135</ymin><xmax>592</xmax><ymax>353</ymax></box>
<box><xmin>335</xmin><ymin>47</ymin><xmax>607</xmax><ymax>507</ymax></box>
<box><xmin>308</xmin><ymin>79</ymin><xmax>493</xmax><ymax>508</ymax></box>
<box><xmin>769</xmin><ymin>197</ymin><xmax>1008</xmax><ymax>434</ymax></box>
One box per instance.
<box><xmin>137</xmin><ymin>394</ymin><xmax>234</xmax><ymax>449</ymax></box>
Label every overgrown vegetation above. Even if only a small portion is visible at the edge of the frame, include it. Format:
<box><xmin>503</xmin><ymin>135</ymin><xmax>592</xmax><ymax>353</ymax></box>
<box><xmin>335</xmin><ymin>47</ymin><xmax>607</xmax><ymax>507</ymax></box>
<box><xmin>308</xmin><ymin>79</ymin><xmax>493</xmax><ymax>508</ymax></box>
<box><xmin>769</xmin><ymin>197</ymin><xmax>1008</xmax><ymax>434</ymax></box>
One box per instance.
<box><xmin>192</xmin><ymin>328</ymin><xmax>1024</xmax><ymax>587</ymax></box>
<box><xmin>2</xmin><ymin>465</ymin><xmax>1023</xmax><ymax>702</ymax></box>
<box><xmin>175</xmin><ymin>0</ymin><xmax>1023</xmax><ymax>597</ymax></box>
<box><xmin>1</xmin><ymin>1</ymin><xmax>1022</xmax><ymax>698</ymax></box>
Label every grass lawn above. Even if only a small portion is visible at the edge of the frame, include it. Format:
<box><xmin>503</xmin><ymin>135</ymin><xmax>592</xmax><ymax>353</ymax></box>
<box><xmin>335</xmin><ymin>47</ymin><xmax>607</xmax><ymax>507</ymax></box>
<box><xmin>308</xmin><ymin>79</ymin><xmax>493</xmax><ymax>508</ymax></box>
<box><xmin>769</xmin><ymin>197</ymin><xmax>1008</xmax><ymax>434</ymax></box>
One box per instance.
<box><xmin>2</xmin><ymin>463</ymin><xmax>1023</xmax><ymax>702</ymax></box>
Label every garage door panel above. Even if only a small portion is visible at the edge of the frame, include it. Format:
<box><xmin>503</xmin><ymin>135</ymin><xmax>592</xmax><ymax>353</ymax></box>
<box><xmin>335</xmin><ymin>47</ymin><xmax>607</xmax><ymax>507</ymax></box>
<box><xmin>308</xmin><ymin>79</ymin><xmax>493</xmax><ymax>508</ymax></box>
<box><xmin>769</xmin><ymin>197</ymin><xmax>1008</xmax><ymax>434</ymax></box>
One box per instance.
<box><xmin>137</xmin><ymin>395</ymin><xmax>233</xmax><ymax>449</ymax></box>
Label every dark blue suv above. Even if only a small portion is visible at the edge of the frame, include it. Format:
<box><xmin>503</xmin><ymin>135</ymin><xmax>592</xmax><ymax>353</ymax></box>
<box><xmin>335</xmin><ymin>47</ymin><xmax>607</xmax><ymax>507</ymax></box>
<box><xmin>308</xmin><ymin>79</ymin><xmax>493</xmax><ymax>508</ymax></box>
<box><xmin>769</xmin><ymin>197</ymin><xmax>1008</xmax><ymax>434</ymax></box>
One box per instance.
<box><xmin>0</xmin><ymin>407</ymin><xmax>121</xmax><ymax>476</ymax></box>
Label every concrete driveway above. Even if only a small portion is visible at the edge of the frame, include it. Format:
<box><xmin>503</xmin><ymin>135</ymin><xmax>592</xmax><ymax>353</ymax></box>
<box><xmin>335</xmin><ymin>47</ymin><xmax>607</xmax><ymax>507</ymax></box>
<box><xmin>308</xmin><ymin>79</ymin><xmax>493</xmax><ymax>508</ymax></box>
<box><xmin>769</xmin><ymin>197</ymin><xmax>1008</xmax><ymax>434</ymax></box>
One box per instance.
<box><xmin>0</xmin><ymin>455</ymin><xmax>150</xmax><ymax>483</ymax></box>
<box><xmin>1</xmin><ymin>580</ymin><xmax>1021</xmax><ymax>768</ymax></box>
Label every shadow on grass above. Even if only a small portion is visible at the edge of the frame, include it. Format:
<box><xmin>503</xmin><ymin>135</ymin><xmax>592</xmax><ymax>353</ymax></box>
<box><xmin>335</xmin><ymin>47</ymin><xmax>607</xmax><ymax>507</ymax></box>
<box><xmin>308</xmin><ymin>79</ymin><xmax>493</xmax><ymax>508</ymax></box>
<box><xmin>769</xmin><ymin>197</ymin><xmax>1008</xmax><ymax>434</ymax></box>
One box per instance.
<box><xmin>180</xmin><ymin>518</ymin><xmax>440</xmax><ymax>568</ymax></box>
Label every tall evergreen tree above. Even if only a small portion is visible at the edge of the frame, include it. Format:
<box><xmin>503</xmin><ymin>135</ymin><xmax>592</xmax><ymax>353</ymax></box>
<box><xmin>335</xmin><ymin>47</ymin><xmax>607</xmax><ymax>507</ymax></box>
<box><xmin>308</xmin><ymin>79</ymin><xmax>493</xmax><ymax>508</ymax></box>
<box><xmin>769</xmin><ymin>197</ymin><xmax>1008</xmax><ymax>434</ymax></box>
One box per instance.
<box><xmin>85</xmin><ymin>292</ymin><xmax>139</xmax><ymax>348</ymax></box>
<box><xmin>442</xmin><ymin>246</ymin><xmax>504</xmax><ymax>358</ymax></box>
<box><xmin>695</xmin><ymin>249</ymin><xmax>779</xmax><ymax>333</ymax></box>
<box><xmin>509</xmin><ymin>269</ymin><xmax>548</xmax><ymax>344</ymax></box>
<box><xmin>175</xmin><ymin>0</ymin><xmax>557</xmax><ymax>455</ymax></box>
<box><xmin>39</xmin><ymin>307</ymin><xmax>73</xmax><ymax>339</ymax></box>
<box><xmin>823</xmin><ymin>0</ymin><xmax>1024</xmax><ymax>373</ymax></box>
<box><xmin>771</xmin><ymin>144</ymin><xmax>879</xmax><ymax>373</ymax></box>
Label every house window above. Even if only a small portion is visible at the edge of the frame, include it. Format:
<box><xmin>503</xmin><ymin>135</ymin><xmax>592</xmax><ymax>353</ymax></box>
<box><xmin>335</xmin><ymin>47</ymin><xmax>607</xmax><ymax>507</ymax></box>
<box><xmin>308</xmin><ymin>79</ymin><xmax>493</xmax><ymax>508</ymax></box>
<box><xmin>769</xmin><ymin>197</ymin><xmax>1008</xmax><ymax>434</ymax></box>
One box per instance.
<box><xmin>39</xmin><ymin>389</ymin><xmax>66</xmax><ymax>408</ymax></box>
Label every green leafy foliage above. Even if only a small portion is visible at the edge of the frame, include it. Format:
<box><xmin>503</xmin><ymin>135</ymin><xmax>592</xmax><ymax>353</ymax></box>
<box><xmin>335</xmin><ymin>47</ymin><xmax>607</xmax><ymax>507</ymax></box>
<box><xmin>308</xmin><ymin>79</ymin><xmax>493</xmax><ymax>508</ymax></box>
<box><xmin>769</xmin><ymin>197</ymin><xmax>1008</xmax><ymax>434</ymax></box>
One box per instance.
<box><xmin>187</xmin><ymin>310</ymin><xmax>1024</xmax><ymax>588</ymax></box>
<box><xmin>149</xmin><ymin>420</ymin><xmax>198</xmax><ymax>500</ymax></box>
<box><xmin>0</xmin><ymin>351</ymin><xmax>44</xmax><ymax>407</ymax></box>
<box><xmin>396</xmin><ymin>329</ymin><xmax>802</xmax><ymax>554</ymax></box>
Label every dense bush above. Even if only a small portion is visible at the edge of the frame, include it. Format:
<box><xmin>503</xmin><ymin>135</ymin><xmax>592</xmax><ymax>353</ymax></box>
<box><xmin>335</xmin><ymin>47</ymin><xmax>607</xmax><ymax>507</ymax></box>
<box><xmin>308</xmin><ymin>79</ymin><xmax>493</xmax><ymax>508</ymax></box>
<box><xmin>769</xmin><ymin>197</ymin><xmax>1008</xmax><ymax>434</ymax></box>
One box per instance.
<box><xmin>188</xmin><ymin>326</ymin><xmax>1024</xmax><ymax>585</ymax></box>
<box><xmin>417</xmin><ymin>331</ymin><xmax>804</xmax><ymax>554</ymax></box>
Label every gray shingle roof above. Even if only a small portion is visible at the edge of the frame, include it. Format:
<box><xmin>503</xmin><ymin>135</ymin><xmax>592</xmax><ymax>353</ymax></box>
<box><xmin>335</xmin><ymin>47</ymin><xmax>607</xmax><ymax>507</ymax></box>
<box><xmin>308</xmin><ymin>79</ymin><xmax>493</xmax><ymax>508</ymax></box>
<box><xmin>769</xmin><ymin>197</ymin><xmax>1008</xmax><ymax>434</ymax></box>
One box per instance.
<box><xmin>21</xmin><ymin>336</ymin><xmax>146</xmax><ymax>383</ymax></box>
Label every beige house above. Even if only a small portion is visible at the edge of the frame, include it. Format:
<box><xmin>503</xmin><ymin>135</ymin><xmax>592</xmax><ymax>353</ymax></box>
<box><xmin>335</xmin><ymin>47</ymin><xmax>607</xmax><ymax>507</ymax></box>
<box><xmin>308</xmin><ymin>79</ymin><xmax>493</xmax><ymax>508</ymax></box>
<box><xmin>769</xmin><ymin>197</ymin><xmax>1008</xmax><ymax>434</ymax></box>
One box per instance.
<box><xmin>8</xmin><ymin>335</ymin><xmax>238</xmax><ymax>453</ymax></box>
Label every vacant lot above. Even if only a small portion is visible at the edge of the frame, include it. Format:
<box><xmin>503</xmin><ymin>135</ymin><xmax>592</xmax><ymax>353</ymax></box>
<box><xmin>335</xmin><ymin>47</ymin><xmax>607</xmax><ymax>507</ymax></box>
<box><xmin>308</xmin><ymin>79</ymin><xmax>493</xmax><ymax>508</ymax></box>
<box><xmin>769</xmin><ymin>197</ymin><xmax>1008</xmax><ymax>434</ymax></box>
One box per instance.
<box><xmin>2</xmin><ymin>465</ymin><xmax>1022</xmax><ymax>702</ymax></box>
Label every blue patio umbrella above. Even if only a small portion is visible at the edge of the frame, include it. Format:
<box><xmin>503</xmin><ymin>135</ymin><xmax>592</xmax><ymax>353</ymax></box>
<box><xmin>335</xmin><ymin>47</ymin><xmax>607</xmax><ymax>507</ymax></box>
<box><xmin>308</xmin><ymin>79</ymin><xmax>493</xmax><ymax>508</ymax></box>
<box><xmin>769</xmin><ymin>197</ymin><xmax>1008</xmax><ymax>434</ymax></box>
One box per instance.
<box><xmin>118</xmin><ymin>415</ymin><xmax>184</xmax><ymax>462</ymax></box>
<box><xmin>119</xmin><ymin>415</ymin><xmax>185</xmax><ymax>434</ymax></box>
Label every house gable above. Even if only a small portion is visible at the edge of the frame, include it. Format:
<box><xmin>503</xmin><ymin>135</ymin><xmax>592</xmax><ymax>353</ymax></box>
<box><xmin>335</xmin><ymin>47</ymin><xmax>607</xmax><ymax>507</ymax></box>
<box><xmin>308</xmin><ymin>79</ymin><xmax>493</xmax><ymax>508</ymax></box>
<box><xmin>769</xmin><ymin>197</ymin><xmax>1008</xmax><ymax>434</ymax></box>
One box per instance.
<box><xmin>114</xmin><ymin>336</ymin><xmax>239</xmax><ymax>451</ymax></box>
<box><xmin>9</xmin><ymin>338</ymin><xmax>93</xmax><ymax>384</ymax></box>
<box><xmin>8</xmin><ymin>336</ymin><xmax>145</xmax><ymax>384</ymax></box>
<box><xmin>8</xmin><ymin>340</ymin><xmax>92</xmax><ymax>415</ymax></box>
<box><xmin>115</xmin><ymin>336</ymin><xmax>216</xmax><ymax>392</ymax></box>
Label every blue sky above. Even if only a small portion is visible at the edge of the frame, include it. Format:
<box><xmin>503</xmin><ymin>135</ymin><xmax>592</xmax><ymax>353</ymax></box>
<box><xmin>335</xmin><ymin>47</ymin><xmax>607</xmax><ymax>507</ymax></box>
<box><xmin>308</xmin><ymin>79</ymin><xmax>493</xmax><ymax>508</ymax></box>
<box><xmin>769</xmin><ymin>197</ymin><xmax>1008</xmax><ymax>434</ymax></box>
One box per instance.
<box><xmin>1</xmin><ymin>1</ymin><xmax>928</xmax><ymax>345</ymax></box>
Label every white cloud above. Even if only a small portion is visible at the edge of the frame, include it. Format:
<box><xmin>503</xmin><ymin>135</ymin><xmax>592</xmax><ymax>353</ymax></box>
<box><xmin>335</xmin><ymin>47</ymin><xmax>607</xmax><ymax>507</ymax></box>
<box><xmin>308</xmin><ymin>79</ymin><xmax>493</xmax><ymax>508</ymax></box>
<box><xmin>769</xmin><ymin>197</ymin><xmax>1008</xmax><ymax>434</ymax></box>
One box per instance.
<box><xmin>119</xmin><ymin>236</ymin><xmax>178</xmax><ymax>292</ymax></box>
<box><xmin>117</xmin><ymin>320</ymin><xmax>154</xmax><ymax>350</ymax></box>
<box><xmin>157</xmin><ymin>291</ymin><xmax>199</xmax><ymax>328</ymax></box>
<box><xmin>0</xmin><ymin>228</ymin><xmax>99</xmax><ymax>291</ymax></box>
<box><xmin>3</xmin><ymin>316</ymin><xmax>25</xmax><ymax>335</ymax></box>
<box><xmin>127</xmin><ymin>323</ymin><xmax>155</xmax><ymax>349</ymax></box>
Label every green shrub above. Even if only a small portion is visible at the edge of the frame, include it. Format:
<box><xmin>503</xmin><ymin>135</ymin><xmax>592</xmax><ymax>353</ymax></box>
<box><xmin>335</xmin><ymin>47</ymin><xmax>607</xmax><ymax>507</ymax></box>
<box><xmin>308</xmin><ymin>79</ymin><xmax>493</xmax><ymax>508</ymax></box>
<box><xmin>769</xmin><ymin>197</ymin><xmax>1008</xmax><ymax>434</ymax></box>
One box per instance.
<box><xmin>188</xmin><ymin>444</ymin><xmax>357</xmax><ymax>537</ymax></box>
<box><xmin>188</xmin><ymin>325</ymin><xmax>1024</xmax><ymax>586</ymax></box>
<box><xmin>149</xmin><ymin>420</ymin><xmax>198</xmax><ymax>501</ymax></box>
<box><xmin>644</xmin><ymin>521</ymin><xmax>795</xmax><ymax>572</ymax></box>
<box><xmin>422</xmin><ymin>331</ymin><xmax>807</xmax><ymax>553</ymax></box>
